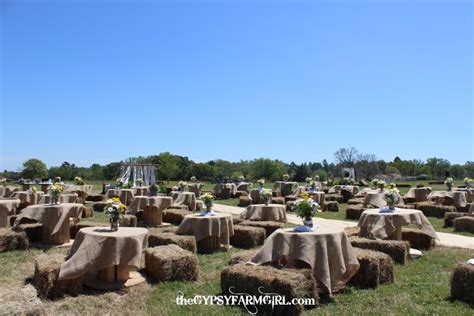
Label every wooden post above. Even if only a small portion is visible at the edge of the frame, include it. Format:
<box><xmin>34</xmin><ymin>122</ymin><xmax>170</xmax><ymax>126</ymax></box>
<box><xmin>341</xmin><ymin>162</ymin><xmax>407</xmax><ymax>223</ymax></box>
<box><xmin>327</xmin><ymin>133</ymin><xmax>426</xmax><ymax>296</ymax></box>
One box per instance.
<box><xmin>97</xmin><ymin>265</ymin><xmax>130</xmax><ymax>282</ymax></box>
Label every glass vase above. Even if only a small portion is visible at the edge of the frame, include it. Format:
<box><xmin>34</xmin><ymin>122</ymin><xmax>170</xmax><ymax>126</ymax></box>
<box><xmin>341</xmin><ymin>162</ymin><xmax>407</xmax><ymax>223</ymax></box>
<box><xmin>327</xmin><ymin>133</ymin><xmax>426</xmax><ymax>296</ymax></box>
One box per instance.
<box><xmin>303</xmin><ymin>216</ymin><xmax>313</xmax><ymax>228</ymax></box>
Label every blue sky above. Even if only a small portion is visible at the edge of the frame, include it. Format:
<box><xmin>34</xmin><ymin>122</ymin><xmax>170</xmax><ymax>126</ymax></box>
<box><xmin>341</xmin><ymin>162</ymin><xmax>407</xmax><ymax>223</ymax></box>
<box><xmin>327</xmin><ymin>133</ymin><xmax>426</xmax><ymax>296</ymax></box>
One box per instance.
<box><xmin>1</xmin><ymin>0</ymin><xmax>472</xmax><ymax>171</ymax></box>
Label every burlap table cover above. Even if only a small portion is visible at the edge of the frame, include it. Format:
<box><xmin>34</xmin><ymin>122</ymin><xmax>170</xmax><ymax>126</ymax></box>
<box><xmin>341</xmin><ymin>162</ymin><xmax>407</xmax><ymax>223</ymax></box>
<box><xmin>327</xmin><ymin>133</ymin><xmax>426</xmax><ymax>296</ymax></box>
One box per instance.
<box><xmin>236</xmin><ymin>182</ymin><xmax>251</xmax><ymax>192</ymax></box>
<box><xmin>171</xmin><ymin>191</ymin><xmax>196</xmax><ymax>211</ymax></box>
<box><xmin>249</xmin><ymin>227</ymin><xmax>360</xmax><ymax>294</ymax></box>
<box><xmin>12</xmin><ymin>191</ymin><xmax>44</xmax><ymax>205</ymax></box>
<box><xmin>39</xmin><ymin>193</ymin><xmax>79</xmax><ymax>204</ymax></box>
<box><xmin>213</xmin><ymin>183</ymin><xmax>237</xmax><ymax>196</ymax></box>
<box><xmin>404</xmin><ymin>187</ymin><xmax>432</xmax><ymax>202</ymax></box>
<box><xmin>427</xmin><ymin>191</ymin><xmax>468</xmax><ymax>208</ymax></box>
<box><xmin>105</xmin><ymin>189</ymin><xmax>134</xmax><ymax>205</ymax></box>
<box><xmin>363</xmin><ymin>190</ymin><xmax>404</xmax><ymax>208</ymax></box>
<box><xmin>127</xmin><ymin>196</ymin><xmax>172</xmax><ymax>215</ymax></box>
<box><xmin>59</xmin><ymin>227</ymin><xmax>148</xmax><ymax>280</ymax></box>
<box><xmin>454</xmin><ymin>188</ymin><xmax>473</xmax><ymax>203</ymax></box>
<box><xmin>328</xmin><ymin>185</ymin><xmax>360</xmax><ymax>195</ymax></box>
<box><xmin>176</xmin><ymin>213</ymin><xmax>234</xmax><ymax>245</ymax></box>
<box><xmin>240</xmin><ymin>204</ymin><xmax>287</xmax><ymax>223</ymax></box>
<box><xmin>187</xmin><ymin>183</ymin><xmax>203</xmax><ymax>197</ymax></box>
<box><xmin>13</xmin><ymin>203</ymin><xmax>84</xmax><ymax>235</ymax></box>
<box><xmin>273</xmin><ymin>181</ymin><xmax>298</xmax><ymax>196</ymax></box>
<box><xmin>358</xmin><ymin>208</ymin><xmax>438</xmax><ymax>240</ymax></box>
<box><xmin>64</xmin><ymin>185</ymin><xmax>94</xmax><ymax>195</ymax></box>
<box><xmin>133</xmin><ymin>187</ymin><xmax>149</xmax><ymax>196</ymax></box>
<box><xmin>0</xmin><ymin>199</ymin><xmax>21</xmax><ymax>227</ymax></box>
<box><xmin>0</xmin><ymin>186</ymin><xmax>19</xmax><ymax>198</ymax></box>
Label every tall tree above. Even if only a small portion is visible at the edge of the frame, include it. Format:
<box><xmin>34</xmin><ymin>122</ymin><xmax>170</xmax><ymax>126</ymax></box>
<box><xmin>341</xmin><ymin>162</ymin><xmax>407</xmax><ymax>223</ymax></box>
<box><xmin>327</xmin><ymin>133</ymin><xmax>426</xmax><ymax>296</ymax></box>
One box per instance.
<box><xmin>334</xmin><ymin>147</ymin><xmax>358</xmax><ymax>167</ymax></box>
<box><xmin>21</xmin><ymin>158</ymin><xmax>48</xmax><ymax>179</ymax></box>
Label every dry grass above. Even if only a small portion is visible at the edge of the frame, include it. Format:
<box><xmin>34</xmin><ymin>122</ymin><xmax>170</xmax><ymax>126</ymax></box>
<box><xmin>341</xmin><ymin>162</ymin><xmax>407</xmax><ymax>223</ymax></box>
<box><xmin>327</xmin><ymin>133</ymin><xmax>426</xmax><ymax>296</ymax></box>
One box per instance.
<box><xmin>230</xmin><ymin>225</ymin><xmax>265</xmax><ymax>249</ymax></box>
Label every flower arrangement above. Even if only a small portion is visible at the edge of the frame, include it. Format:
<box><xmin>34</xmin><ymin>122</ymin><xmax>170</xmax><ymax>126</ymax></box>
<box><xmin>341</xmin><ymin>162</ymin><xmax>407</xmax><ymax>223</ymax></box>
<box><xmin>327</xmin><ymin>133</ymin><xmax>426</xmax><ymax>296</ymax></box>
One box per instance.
<box><xmin>383</xmin><ymin>188</ymin><xmax>400</xmax><ymax>210</ymax></box>
<box><xmin>238</xmin><ymin>175</ymin><xmax>245</xmax><ymax>181</ymax></box>
<box><xmin>260</xmin><ymin>189</ymin><xmax>273</xmax><ymax>205</ymax></box>
<box><xmin>74</xmin><ymin>176</ymin><xmax>85</xmax><ymax>185</ymax></box>
<box><xmin>200</xmin><ymin>193</ymin><xmax>214</xmax><ymax>212</ymax></box>
<box><xmin>116</xmin><ymin>178</ymin><xmax>124</xmax><ymax>188</ymax></box>
<box><xmin>136</xmin><ymin>178</ymin><xmax>144</xmax><ymax>186</ymax></box>
<box><xmin>178</xmin><ymin>181</ymin><xmax>188</xmax><ymax>191</ymax></box>
<box><xmin>305</xmin><ymin>177</ymin><xmax>313</xmax><ymax>185</ymax></box>
<box><xmin>444</xmin><ymin>177</ymin><xmax>454</xmax><ymax>191</ymax></box>
<box><xmin>371</xmin><ymin>178</ymin><xmax>380</xmax><ymax>188</ymax></box>
<box><xmin>464</xmin><ymin>178</ymin><xmax>472</xmax><ymax>189</ymax></box>
<box><xmin>314</xmin><ymin>175</ymin><xmax>320</xmax><ymax>181</ymax></box>
<box><xmin>309</xmin><ymin>180</ymin><xmax>317</xmax><ymax>191</ymax></box>
<box><xmin>388</xmin><ymin>182</ymin><xmax>397</xmax><ymax>189</ymax></box>
<box><xmin>104</xmin><ymin>198</ymin><xmax>126</xmax><ymax>231</ymax></box>
<box><xmin>258</xmin><ymin>179</ymin><xmax>265</xmax><ymax>189</ymax></box>
<box><xmin>282</xmin><ymin>174</ymin><xmax>290</xmax><ymax>181</ymax></box>
<box><xmin>294</xmin><ymin>192</ymin><xmax>320</xmax><ymax>227</ymax></box>
<box><xmin>190</xmin><ymin>176</ymin><xmax>197</xmax><ymax>182</ymax></box>
<box><xmin>48</xmin><ymin>183</ymin><xmax>64</xmax><ymax>204</ymax></box>
<box><xmin>54</xmin><ymin>176</ymin><xmax>62</xmax><ymax>184</ymax></box>
<box><xmin>378</xmin><ymin>180</ymin><xmax>386</xmax><ymax>191</ymax></box>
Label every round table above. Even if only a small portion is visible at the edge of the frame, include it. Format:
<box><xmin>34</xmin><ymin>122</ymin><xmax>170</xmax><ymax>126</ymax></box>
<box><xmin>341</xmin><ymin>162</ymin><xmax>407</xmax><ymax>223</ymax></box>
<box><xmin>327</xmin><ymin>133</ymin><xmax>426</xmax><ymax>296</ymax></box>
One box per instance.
<box><xmin>273</xmin><ymin>181</ymin><xmax>298</xmax><ymax>197</ymax></box>
<box><xmin>133</xmin><ymin>187</ymin><xmax>149</xmax><ymax>196</ymax></box>
<box><xmin>404</xmin><ymin>187</ymin><xmax>432</xmax><ymax>202</ymax></box>
<box><xmin>59</xmin><ymin>227</ymin><xmax>148</xmax><ymax>289</ymax></box>
<box><xmin>358</xmin><ymin>208</ymin><xmax>438</xmax><ymax>240</ymax></box>
<box><xmin>427</xmin><ymin>191</ymin><xmax>468</xmax><ymax>208</ymax></box>
<box><xmin>363</xmin><ymin>190</ymin><xmax>404</xmax><ymax>208</ymax></box>
<box><xmin>12</xmin><ymin>191</ymin><xmax>44</xmax><ymax>206</ymax></box>
<box><xmin>176</xmin><ymin>213</ymin><xmax>234</xmax><ymax>252</ymax></box>
<box><xmin>0</xmin><ymin>198</ymin><xmax>20</xmax><ymax>227</ymax></box>
<box><xmin>39</xmin><ymin>193</ymin><xmax>79</xmax><ymax>204</ymax></box>
<box><xmin>249</xmin><ymin>227</ymin><xmax>360</xmax><ymax>294</ymax></box>
<box><xmin>213</xmin><ymin>183</ymin><xmax>237</xmax><ymax>197</ymax></box>
<box><xmin>0</xmin><ymin>186</ymin><xmax>19</xmax><ymax>198</ymax></box>
<box><xmin>170</xmin><ymin>191</ymin><xmax>196</xmax><ymax>211</ymax></box>
<box><xmin>240</xmin><ymin>204</ymin><xmax>287</xmax><ymax>222</ymax></box>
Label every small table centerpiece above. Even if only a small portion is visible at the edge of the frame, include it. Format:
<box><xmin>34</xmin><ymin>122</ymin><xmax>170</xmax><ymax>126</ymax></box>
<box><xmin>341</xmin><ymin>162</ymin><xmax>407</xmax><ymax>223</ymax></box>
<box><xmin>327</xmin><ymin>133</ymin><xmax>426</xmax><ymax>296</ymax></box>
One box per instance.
<box><xmin>48</xmin><ymin>183</ymin><xmax>64</xmax><ymax>205</ymax></box>
<box><xmin>294</xmin><ymin>192</ymin><xmax>320</xmax><ymax>229</ymax></box>
<box><xmin>199</xmin><ymin>192</ymin><xmax>215</xmax><ymax>216</ymax></box>
<box><xmin>260</xmin><ymin>189</ymin><xmax>272</xmax><ymax>205</ymax></box>
<box><xmin>104</xmin><ymin>198</ymin><xmax>126</xmax><ymax>231</ymax></box>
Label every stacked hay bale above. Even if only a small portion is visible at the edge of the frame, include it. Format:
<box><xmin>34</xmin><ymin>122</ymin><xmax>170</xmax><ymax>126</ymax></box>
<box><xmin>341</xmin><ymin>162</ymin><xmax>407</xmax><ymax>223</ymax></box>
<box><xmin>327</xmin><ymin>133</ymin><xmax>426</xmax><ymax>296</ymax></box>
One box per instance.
<box><xmin>450</xmin><ymin>263</ymin><xmax>474</xmax><ymax>303</ymax></box>
<box><xmin>453</xmin><ymin>217</ymin><xmax>474</xmax><ymax>233</ymax></box>
<box><xmin>0</xmin><ymin>228</ymin><xmax>29</xmax><ymax>252</ymax></box>
<box><xmin>163</xmin><ymin>209</ymin><xmax>192</xmax><ymax>225</ymax></box>
<box><xmin>444</xmin><ymin>212</ymin><xmax>471</xmax><ymax>227</ymax></box>
<box><xmin>349</xmin><ymin>237</ymin><xmax>410</xmax><ymax>264</ymax></box>
<box><xmin>415</xmin><ymin>202</ymin><xmax>456</xmax><ymax>218</ymax></box>
<box><xmin>349</xmin><ymin>248</ymin><xmax>394</xmax><ymax>288</ymax></box>
<box><xmin>148</xmin><ymin>232</ymin><xmax>197</xmax><ymax>253</ymax></box>
<box><xmin>228</xmin><ymin>249</ymin><xmax>259</xmax><ymax>265</ymax></box>
<box><xmin>145</xmin><ymin>245</ymin><xmax>198</xmax><ymax>281</ymax></box>
<box><xmin>230</xmin><ymin>226</ymin><xmax>266</xmax><ymax>249</ymax></box>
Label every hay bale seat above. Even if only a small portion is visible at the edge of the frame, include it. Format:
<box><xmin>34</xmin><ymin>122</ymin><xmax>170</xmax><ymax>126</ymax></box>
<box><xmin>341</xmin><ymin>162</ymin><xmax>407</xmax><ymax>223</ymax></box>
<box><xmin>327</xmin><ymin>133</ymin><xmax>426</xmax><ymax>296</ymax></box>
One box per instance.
<box><xmin>221</xmin><ymin>263</ymin><xmax>318</xmax><ymax>315</ymax></box>
<box><xmin>348</xmin><ymin>198</ymin><xmax>365</xmax><ymax>205</ymax></box>
<box><xmin>346</xmin><ymin>205</ymin><xmax>366</xmax><ymax>220</ymax></box>
<box><xmin>81</xmin><ymin>207</ymin><xmax>93</xmax><ymax>218</ymax></box>
<box><xmin>239</xmin><ymin>221</ymin><xmax>286</xmax><ymax>237</ymax></box>
<box><xmin>349</xmin><ymin>248</ymin><xmax>394</xmax><ymax>289</ymax></box>
<box><xmin>228</xmin><ymin>249</ymin><xmax>259</xmax><ymax>265</ymax></box>
<box><xmin>13</xmin><ymin>223</ymin><xmax>43</xmax><ymax>243</ymax></box>
<box><xmin>144</xmin><ymin>245</ymin><xmax>198</xmax><ymax>282</ymax></box>
<box><xmin>232</xmin><ymin>214</ymin><xmax>244</xmax><ymax>225</ymax></box>
<box><xmin>70</xmin><ymin>223</ymin><xmax>98</xmax><ymax>239</ymax></box>
<box><xmin>415</xmin><ymin>202</ymin><xmax>456</xmax><ymax>218</ymax></box>
<box><xmin>34</xmin><ymin>253</ymin><xmax>83</xmax><ymax>299</ymax></box>
<box><xmin>324</xmin><ymin>201</ymin><xmax>339</xmax><ymax>212</ymax></box>
<box><xmin>230</xmin><ymin>225</ymin><xmax>266</xmax><ymax>249</ymax></box>
<box><xmin>453</xmin><ymin>217</ymin><xmax>474</xmax><ymax>233</ymax></box>
<box><xmin>0</xmin><ymin>228</ymin><xmax>29</xmax><ymax>252</ymax></box>
<box><xmin>119</xmin><ymin>214</ymin><xmax>137</xmax><ymax>227</ymax></box>
<box><xmin>85</xmin><ymin>194</ymin><xmax>105</xmax><ymax>202</ymax></box>
<box><xmin>344</xmin><ymin>226</ymin><xmax>360</xmax><ymax>237</ymax></box>
<box><xmin>349</xmin><ymin>237</ymin><xmax>410</xmax><ymax>265</ymax></box>
<box><xmin>401</xmin><ymin>228</ymin><xmax>436</xmax><ymax>250</ymax></box>
<box><xmin>271</xmin><ymin>197</ymin><xmax>285</xmax><ymax>205</ymax></box>
<box><xmin>148</xmin><ymin>226</ymin><xmax>178</xmax><ymax>234</ymax></box>
<box><xmin>325</xmin><ymin>194</ymin><xmax>343</xmax><ymax>203</ymax></box>
<box><xmin>148</xmin><ymin>232</ymin><xmax>197</xmax><ymax>254</ymax></box>
<box><xmin>92</xmin><ymin>202</ymin><xmax>107</xmax><ymax>213</ymax></box>
<box><xmin>163</xmin><ymin>208</ymin><xmax>192</xmax><ymax>226</ymax></box>
<box><xmin>235</xmin><ymin>191</ymin><xmax>248</xmax><ymax>198</ymax></box>
<box><xmin>238</xmin><ymin>195</ymin><xmax>251</xmax><ymax>207</ymax></box>
<box><xmin>444</xmin><ymin>212</ymin><xmax>473</xmax><ymax>227</ymax></box>
<box><xmin>450</xmin><ymin>263</ymin><xmax>474</xmax><ymax>303</ymax></box>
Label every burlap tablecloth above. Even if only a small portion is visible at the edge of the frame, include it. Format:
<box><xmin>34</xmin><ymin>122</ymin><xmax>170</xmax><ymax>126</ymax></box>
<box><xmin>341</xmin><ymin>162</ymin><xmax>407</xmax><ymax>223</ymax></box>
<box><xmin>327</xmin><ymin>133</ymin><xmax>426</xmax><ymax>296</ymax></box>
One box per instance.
<box><xmin>236</xmin><ymin>182</ymin><xmax>251</xmax><ymax>192</ymax></box>
<box><xmin>427</xmin><ymin>191</ymin><xmax>468</xmax><ymax>208</ymax></box>
<box><xmin>13</xmin><ymin>203</ymin><xmax>84</xmax><ymax>235</ymax></box>
<box><xmin>176</xmin><ymin>213</ymin><xmax>234</xmax><ymax>245</ymax></box>
<box><xmin>454</xmin><ymin>188</ymin><xmax>473</xmax><ymax>203</ymax></box>
<box><xmin>171</xmin><ymin>191</ymin><xmax>196</xmax><ymax>211</ymax></box>
<box><xmin>64</xmin><ymin>185</ymin><xmax>94</xmax><ymax>195</ymax></box>
<box><xmin>404</xmin><ymin>187</ymin><xmax>432</xmax><ymax>202</ymax></box>
<box><xmin>240</xmin><ymin>204</ymin><xmax>287</xmax><ymax>222</ymax></box>
<box><xmin>133</xmin><ymin>187</ymin><xmax>149</xmax><ymax>196</ymax></box>
<box><xmin>39</xmin><ymin>193</ymin><xmax>79</xmax><ymax>204</ymax></box>
<box><xmin>328</xmin><ymin>185</ymin><xmax>360</xmax><ymax>195</ymax></box>
<box><xmin>273</xmin><ymin>181</ymin><xmax>298</xmax><ymax>196</ymax></box>
<box><xmin>12</xmin><ymin>191</ymin><xmax>44</xmax><ymax>205</ymax></box>
<box><xmin>213</xmin><ymin>183</ymin><xmax>237</xmax><ymax>196</ymax></box>
<box><xmin>187</xmin><ymin>183</ymin><xmax>203</xmax><ymax>197</ymax></box>
<box><xmin>127</xmin><ymin>196</ymin><xmax>173</xmax><ymax>215</ymax></box>
<box><xmin>358</xmin><ymin>208</ymin><xmax>438</xmax><ymax>240</ymax></box>
<box><xmin>363</xmin><ymin>190</ymin><xmax>404</xmax><ymax>208</ymax></box>
<box><xmin>105</xmin><ymin>189</ymin><xmax>134</xmax><ymax>205</ymax></box>
<box><xmin>0</xmin><ymin>186</ymin><xmax>19</xmax><ymax>198</ymax></box>
<box><xmin>249</xmin><ymin>227</ymin><xmax>360</xmax><ymax>294</ymax></box>
<box><xmin>59</xmin><ymin>227</ymin><xmax>148</xmax><ymax>280</ymax></box>
<box><xmin>0</xmin><ymin>199</ymin><xmax>21</xmax><ymax>227</ymax></box>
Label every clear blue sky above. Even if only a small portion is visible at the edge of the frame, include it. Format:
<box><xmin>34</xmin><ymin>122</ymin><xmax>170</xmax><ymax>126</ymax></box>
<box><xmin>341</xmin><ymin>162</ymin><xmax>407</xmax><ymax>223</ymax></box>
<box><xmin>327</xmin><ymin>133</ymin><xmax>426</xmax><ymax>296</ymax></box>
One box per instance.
<box><xmin>1</xmin><ymin>0</ymin><xmax>472</xmax><ymax>171</ymax></box>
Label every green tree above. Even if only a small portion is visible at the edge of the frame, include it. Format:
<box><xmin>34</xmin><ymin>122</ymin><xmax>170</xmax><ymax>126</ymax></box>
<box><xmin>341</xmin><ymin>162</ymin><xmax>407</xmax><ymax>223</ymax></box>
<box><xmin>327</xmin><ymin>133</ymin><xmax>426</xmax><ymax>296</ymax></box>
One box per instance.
<box><xmin>426</xmin><ymin>157</ymin><xmax>451</xmax><ymax>179</ymax></box>
<box><xmin>249</xmin><ymin>158</ymin><xmax>286</xmax><ymax>181</ymax></box>
<box><xmin>21</xmin><ymin>158</ymin><xmax>48</xmax><ymax>179</ymax></box>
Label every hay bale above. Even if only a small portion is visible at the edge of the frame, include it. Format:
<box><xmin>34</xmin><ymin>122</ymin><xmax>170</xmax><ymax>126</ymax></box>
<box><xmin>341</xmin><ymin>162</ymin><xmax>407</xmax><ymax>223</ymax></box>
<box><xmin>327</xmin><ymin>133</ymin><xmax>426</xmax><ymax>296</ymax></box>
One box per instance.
<box><xmin>85</xmin><ymin>194</ymin><xmax>105</xmax><ymax>202</ymax></box>
<box><xmin>238</xmin><ymin>195</ymin><xmax>251</xmax><ymax>207</ymax></box>
<box><xmin>232</xmin><ymin>214</ymin><xmax>244</xmax><ymax>225</ymax></box>
<box><xmin>349</xmin><ymin>248</ymin><xmax>394</xmax><ymax>288</ymax></box>
<box><xmin>239</xmin><ymin>221</ymin><xmax>286</xmax><ymax>237</ymax></box>
<box><xmin>13</xmin><ymin>223</ymin><xmax>43</xmax><ymax>243</ymax></box>
<box><xmin>163</xmin><ymin>208</ymin><xmax>192</xmax><ymax>225</ymax></box>
<box><xmin>346</xmin><ymin>205</ymin><xmax>366</xmax><ymax>220</ymax></box>
<box><xmin>350</xmin><ymin>237</ymin><xmax>410</xmax><ymax>264</ymax></box>
<box><xmin>450</xmin><ymin>263</ymin><xmax>474</xmax><ymax>303</ymax></box>
<box><xmin>148</xmin><ymin>232</ymin><xmax>197</xmax><ymax>253</ymax></box>
<box><xmin>415</xmin><ymin>202</ymin><xmax>456</xmax><ymax>218</ymax></box>
<box><xmin>348</xmin><ymin>198</ymin><xmax>365</xmax><ymax>205</ymax></box>
<box><xmin>81</xmin><ymin>207</ymin><xmax>93</xmax><ymax>218</ymax></box>
<box><xmin>34</xmin><ymin>253</ymin><xmax>83</xmax><ymax>299</ymax></box>
<box><xmin>324</xmin><ymin>201</ymin><xmax>339</xmax><ymax>212</ymax></box>
<box><xmin>401</xmin><ymin>228</ymin><xmax>436</xmax><ymax>250</ymax></box>
<box><xmin>119</xmin><ymin>215</ymin><xmax>137</xmax><ymax>227</ymax></box>
<box><xmin>145</xmin><ymin>245</ymin><xmax>198</xmax><ymax>281</ymax></box>
<box><xmin>221</xmin><ymin>263</ymin><xmax>318</xmax><ymax>315</ymax></box>
<box><xmin>403</xmin><ymin>197</ymin><xmax>417</xmax><ymax>204</ymax></box>
<box><xmin>344</xmin><ymin>226</ymin><xmax>360</xmax><ymax>237</ymax></box>
<box><xmin>0</xmin><ymin>228</ymin><xmax>29</xmax><ymax>252</ymax></box>
<box><xmin>454</xmin><ymin>217</ymin><xmax>474</xmax><ymax>233</ymax></box>
<box><xmin>148</xmin><ymin>226</ymin><xmax>178</xmax><ymax>234</ymax></box>
<box><xmin>325</xmin><ymin>194</ymin><xmax>343</xmax><ymax>203</ymax></box>
<box><xmin>228</xmin><ymin>249</ymin><xmax>259</xmax><ymax>265</ymax></box>
<box><xmin>92</xmin><ymin>202</ymin><xmax>107</xmax><ymax>213</ymax></box>
<box><xmin>271</xmin><ymin>197</ymin><xmax>285</xmax><ymax>205</ymax></box>
<box><xmin>70</xmin><ymin>223</ymin><xmax>97</xmax><ymax>239</ymax></box>
<box><xmin>444</xmin><ymin>212</ymin><xmax>471</xmax><ymax>227</ymax></box>
<box><xmin>235</xmin><ymin>191</ymin><xmax>248</xmax><ymax>198</ymax></box>
<box><xmin>230</xmin><ymin>225</ymin><xmax>266</xmax><ymax>249</ymax></box>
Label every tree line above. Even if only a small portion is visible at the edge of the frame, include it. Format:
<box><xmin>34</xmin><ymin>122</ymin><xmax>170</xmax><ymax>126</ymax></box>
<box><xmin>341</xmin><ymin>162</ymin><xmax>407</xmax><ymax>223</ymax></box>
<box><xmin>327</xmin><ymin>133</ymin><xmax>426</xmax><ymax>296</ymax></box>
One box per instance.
<box><xmin>2</xmin><ymin>148</ymin><xmax>473</xmax><ymax>183</ymax></box>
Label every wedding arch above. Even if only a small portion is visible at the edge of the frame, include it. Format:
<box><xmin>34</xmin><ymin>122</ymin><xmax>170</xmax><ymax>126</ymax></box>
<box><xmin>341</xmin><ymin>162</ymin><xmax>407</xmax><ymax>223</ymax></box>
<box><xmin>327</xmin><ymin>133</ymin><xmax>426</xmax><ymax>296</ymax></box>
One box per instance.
<box><xmin>118</xmin><ymin>163</ymin><xmax>156</xmax><ymax>186</ymax></box>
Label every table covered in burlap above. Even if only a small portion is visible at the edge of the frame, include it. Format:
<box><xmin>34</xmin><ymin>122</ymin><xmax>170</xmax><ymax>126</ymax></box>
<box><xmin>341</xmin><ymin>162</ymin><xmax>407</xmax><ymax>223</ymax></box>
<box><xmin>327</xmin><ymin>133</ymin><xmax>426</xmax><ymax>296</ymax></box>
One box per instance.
<box><xmin>170</xmin><ymin>191</ymin><xmax>196</xmax><ymax>211</ymax></box>
<box><xmin>328</xmin><ymin>185</ymin><xmax>360</xmax><ymax>195</ymax></box>
<box><xmin>213</xmin><ymin>183</ymin><xmax>237</xmax><ymax>196</ymax></box>
<box><xmin>404</xmin><ymin>187</ymin><xmax>432</xmax><ymax>202</ymax></box>
<box><xmin>64</xmin><ymin>185</ymin><xmax>94</xmax><ymax>195</ymax></box>
<box><xmin>127</xmin><ymin>196</ymin><xmax>172</xmax><ymax>215</ymax></box>
<box><xmin>240</xmin><ymin>204</ymin><xmax>287</xmax><ymax>222</ymax></box>
<box><xmin>236</xmin><ymin>182</ymin><xmax>251</xmax><ymax>192</ymax></box>
<box><xmin>13</xmin><ymin>203</ymin><xmax>84</xmax><ymax>235</ymax></box>
<box><xmin>12</xmin><ymin>191</ymin><xmax>44</xmax><ymax>206</ymax></box>
<box><xmin>133</xmin><ymin>187</ymin><xmax>149</xmax><ymax>197</ymax></box>
<box><xmin>0</xmin><ymin>198</ymin><xmax>21</xmax><ymax>227</ymax></box>
<box><xmin>0</xmin><ymin>186</ymin><xmax>19</xmax><ymax>198</ymax></box>
<box><xmin>273</xmin><ymin>181</ymin><xmax>298</xmax><ymax>197</ymax></box>
<box><xmin>187</xmin><ymin>183</ymin><xmax>203</xmax><ymax>197</ymax></box>
<box><xmin>59</xmin><ymin>227</ymin><xmax>149</xmax><ymax>280</ymax></box>
<box><xmin>427</xmin><ymin>191</ymin><xmax>468</xmax><ymax>208</ymax></box>
<box><xmin>358</xmin><ymin>208</ymin><xmax>438</xmax><ymax>240</ymax></box>
<box><xmin>176</xmin><ymin>213</ymin><xmax>234</xmax><ymax>245</ymax></box>
<box><xmin>454</xmin><ymin>188</ymin><xmax>473</xmax><ymax>203</ymax></box>
<box><xmin>105</xmin><ymin>189</ymin><xmax>134</xmax><ymax>205</ymax></box>
<box><xmin>363</xmin><ymin>190</ymin><xmax>404</xmax><ymax>208</ymax></box>
<box><xmin>39</xmin><ymin>193</ymin><xmax>79</xmax><ymax>204</ymax></box>
<box><xmin>249</xmin><ymin>227</ymin><xmax>360</xmax><ymax>294</ymax></box>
